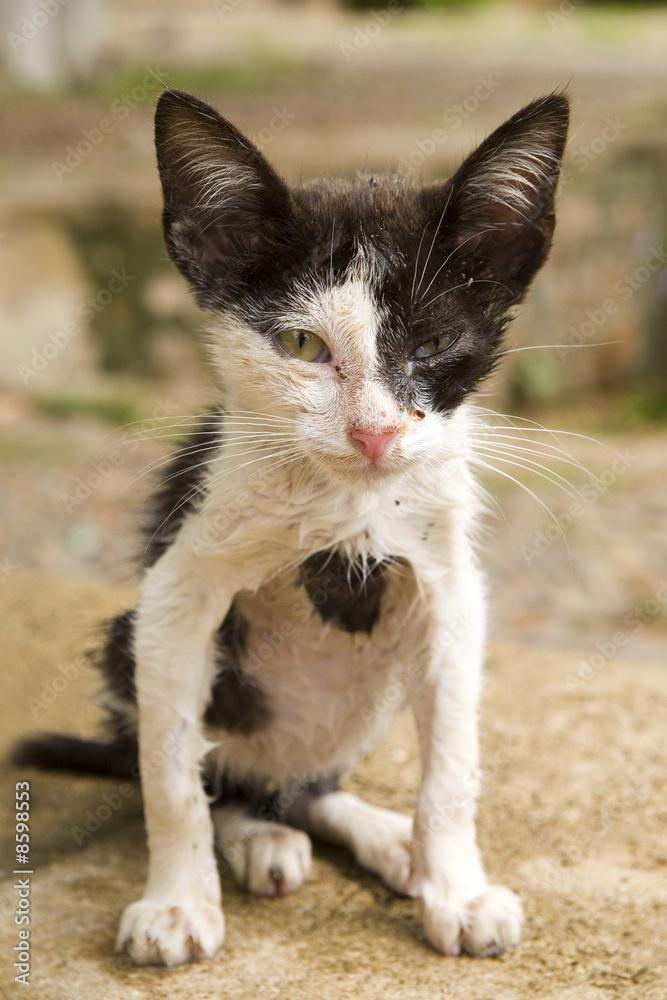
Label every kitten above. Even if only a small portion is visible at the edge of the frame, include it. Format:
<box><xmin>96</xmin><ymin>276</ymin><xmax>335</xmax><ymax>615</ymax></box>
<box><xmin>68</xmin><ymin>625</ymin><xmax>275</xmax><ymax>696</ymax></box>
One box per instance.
<box><xmin>17</xmin><ymin>89</ymin><xmax>569</xmax><ymax>965</ymax></box>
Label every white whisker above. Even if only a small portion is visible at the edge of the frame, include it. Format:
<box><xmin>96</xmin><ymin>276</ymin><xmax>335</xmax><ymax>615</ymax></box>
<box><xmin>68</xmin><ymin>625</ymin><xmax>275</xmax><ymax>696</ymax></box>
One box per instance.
<box><xmin>469</xmin><ymin>406</ymin><xmax>607</xmax><ymax>450</ymax></box>
<box><xmin>194</xmin><ymin>450</ymin><xmax>304</xmax><ymax>522</ymax></box>
<box><xmin>468</xmin><ymin>433</ymin><xmax>595</xmax><ymax>478</ymax></box>
<box><xmin>469</xmin><ymin>446</ymin><xmax>586</xmax><ymax>504</ymax></box>
<box><xmin>498</xmin><ymin>340</ymin><xmax>624</xmax><ymax>357</ymax></box>
<box><xmin>465</xmin><ymin>454</ymin><xmax>570</xmax><ymax>554</ymax></box>
<box><xmin>144</xmin><ymin>446</ymin><xmax>303</xmax><ymax>555</ymax></box>
<box><xmin>411</xmin><ymin>221</ymin><xmax>430</xmax><ymax>302</ymax></box>
<box><xmin>111</xmin><ymin>443</ymin><xmax>221</xmax><ymax>505</ymax></box>
<box><xmin>422</xmin><ymin>277</ymin><xmax>512</xmax><ymax>311</ymax></box>
<box><xmin>413</xmin><ymin>190</ymin><xmax>453</xmax><ymax>301</ymax></box>
<box><xmin>418</xmin><ymin>227</ymin><xmax>497</xmax><ymax>304</ymax></box>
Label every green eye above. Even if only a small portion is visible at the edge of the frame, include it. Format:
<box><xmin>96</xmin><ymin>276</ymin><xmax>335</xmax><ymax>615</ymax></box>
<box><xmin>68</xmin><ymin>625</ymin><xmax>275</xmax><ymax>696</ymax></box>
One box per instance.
<box><xmin>277</xmin><ymin>329</ymin><xmax>330</xmax><ymax>363</ymax></box>
<box><xmin>413</xmin><ymin>332</ymin><xmax>458</xmax><ymax>359</ymax></box>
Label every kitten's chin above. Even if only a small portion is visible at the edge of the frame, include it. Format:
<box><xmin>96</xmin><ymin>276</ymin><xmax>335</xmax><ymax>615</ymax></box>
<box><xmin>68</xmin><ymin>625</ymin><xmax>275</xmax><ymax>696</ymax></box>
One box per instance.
<box><xmin>309</xmin><ymin>449</ymin><xmax>408</xmax><ymax>487</ymax></box>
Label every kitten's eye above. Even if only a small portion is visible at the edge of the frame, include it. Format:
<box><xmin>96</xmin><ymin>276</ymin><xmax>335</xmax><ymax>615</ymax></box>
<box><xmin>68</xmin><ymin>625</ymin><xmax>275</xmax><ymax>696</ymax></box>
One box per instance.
<box><xmin>413</xmin><ymin>332</ymin><xmax>459</xmax><ymax>359</ymax></box>
<box><xmin>277</xmin><ymin>329</ymin><xmax>330</xmax><ymax>363</ymax></box>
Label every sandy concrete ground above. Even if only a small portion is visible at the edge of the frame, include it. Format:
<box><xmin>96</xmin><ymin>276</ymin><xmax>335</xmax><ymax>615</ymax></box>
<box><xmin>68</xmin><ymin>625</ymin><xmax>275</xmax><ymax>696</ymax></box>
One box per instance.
<box><xmin>2</xmin><ymin>572</ymin><xmax>666</xmax><ymax>1000</ymax></box>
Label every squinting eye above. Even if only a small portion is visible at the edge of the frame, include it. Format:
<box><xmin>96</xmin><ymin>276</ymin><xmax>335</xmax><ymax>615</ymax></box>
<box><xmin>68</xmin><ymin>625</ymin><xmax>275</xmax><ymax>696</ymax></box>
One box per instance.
<box><xmin>413</xmin><ymin>332</ymin><xmax>459</xmax><ymax>359</ymax></box>
<box><xmin>277</xmin><ymin>329</ymin><xmax>330</xmax><ymax>363</ymax></box>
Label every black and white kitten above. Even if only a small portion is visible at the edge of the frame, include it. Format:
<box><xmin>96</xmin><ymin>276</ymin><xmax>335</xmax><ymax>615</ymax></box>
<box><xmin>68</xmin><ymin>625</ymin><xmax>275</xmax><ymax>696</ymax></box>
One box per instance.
<box><xmin>19</xmin><ymin>89</ymin><xmax>569</xmax><ymax>965</ymax></box>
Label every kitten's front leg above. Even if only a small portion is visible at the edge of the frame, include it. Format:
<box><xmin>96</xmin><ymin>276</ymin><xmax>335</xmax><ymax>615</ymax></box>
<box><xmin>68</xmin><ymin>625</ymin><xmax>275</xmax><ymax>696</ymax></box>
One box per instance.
<box><xmin>410</xmin><ymin>573</ymin><xmax>523</xmax><ymax>958</ymax></box>
<box><xmin>116</xmin><ymin>545</ymin><xmax>230</xmax><ymax>966</ymax></box>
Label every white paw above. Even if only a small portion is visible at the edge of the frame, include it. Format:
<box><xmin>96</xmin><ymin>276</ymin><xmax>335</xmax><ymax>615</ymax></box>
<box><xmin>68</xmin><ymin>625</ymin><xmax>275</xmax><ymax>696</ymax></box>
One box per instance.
<box><xmin>371</xmin><ymin>839</ymin><xmax>415</xmax><ymax>896</ymax></box>
<box><xmin>225</xmin><ymin>827</ymin><xmax>312</xmax><ymax>897</ymax></box>
<box><xmin>116</xmin><ymin>899</ymin><xmax>225</xmax><ymax>966</ymax></box>
<box><xmin>422</xmin><ymin>885</ymin><xmax>523</xmax><ymax>958</ymax></box>
<box><xmin>350</xmin><ymin>808</ymin><xmax>415</xmax><ymax>895</ymax></box>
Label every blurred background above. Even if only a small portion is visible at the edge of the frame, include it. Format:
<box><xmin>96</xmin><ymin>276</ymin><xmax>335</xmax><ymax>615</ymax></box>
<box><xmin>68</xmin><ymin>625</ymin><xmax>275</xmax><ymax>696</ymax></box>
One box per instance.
<box><xmin>0</xmin><ymin>0</ymin><xmax>665</xmax><ymax>663</ymax></box>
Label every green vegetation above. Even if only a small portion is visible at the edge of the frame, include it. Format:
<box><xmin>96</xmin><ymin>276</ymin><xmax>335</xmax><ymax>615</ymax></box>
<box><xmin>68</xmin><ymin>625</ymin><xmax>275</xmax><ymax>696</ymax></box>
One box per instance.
<box><xmin>34</xmin><ymin>392</ymin><xmax>144</xmax><ymax>426</ymax></box>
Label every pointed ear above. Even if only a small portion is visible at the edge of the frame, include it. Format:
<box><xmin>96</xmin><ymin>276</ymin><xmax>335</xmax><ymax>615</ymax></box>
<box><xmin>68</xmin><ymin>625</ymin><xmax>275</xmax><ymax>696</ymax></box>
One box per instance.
<box><xmin>155</xmin><ymin>89</ymin><xmax>300</xmax><ymax>307</ymax></box>
<box><xmin>425</xmin><ymin>94</ymin><xmax>569</xmax><ymax>303</ymax></box>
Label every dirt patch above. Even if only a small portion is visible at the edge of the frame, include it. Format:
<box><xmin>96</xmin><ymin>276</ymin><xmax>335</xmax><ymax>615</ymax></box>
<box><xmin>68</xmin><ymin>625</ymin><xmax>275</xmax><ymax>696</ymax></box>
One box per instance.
<box><xmin>2</xmin><ymin>572</ymin><xmax>666</xmax><ymax>999</ymax></box>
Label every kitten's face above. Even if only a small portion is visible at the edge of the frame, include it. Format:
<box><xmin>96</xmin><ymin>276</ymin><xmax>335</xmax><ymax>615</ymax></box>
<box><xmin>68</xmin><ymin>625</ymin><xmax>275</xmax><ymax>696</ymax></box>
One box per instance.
<box><xmin>154</xmin><ymin>91</ymin><xmax>569</xmax><ymax>485</ymax></box>
<box><xmin>210</xmin><ymin>241</ymin><xmax>431</xmax><ymax>483</ymax></box>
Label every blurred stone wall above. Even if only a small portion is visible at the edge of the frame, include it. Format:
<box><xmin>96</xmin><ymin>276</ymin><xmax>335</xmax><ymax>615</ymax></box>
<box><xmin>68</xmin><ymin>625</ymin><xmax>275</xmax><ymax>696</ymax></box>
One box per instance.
<box><xmin>0</xmin><ymin>0</ymin><xmax>665</xmax><ymax>409</ymax></box>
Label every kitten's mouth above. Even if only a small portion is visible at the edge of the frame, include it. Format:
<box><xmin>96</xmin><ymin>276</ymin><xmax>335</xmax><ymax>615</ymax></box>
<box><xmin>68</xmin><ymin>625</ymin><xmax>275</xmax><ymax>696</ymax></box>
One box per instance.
<box><xmin>306</xmin><ymin>445</ymin><xmax>403</xmax><ymax>485</ymax></box>
<box><xmin>348</xmin><ymin>446</ymin><xmax>407</xmax><ymax>483</ymax></box>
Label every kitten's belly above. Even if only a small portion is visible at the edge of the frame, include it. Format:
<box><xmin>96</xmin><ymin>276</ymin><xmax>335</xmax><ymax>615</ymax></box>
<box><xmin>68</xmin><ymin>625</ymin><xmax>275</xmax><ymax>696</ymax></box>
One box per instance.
<box><xmin>208</xmin><ymin>565</ymin><xmax>423</xmax><ymax>785</ymax></box>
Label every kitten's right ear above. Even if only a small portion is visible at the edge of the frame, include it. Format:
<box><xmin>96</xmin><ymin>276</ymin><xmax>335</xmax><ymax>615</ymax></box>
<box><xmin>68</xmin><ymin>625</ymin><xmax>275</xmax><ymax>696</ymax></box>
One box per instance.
<box><xmin>155</xmin><ymin>89</ymin><xmax>299</xmax><ymax>307</ymax></box>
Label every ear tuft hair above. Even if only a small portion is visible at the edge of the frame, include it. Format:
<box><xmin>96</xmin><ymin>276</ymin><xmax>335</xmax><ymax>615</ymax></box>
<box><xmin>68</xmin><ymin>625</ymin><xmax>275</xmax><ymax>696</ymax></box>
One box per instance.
<box><xmin>423</xmin><ymin>93</ymin><xmax>570</xmax><ymax>303</ymax></box>
<box><xmin>155</xmin><ymin>89</ymin><xmax>300</xmax><ymax>308</ymax></box>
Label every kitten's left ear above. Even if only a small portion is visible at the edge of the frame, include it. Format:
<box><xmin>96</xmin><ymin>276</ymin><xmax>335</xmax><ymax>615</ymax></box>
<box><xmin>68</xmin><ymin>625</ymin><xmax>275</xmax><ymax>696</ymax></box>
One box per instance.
<box><xmin>155</xmin><ymin>89</ymin><xmax>301</xmax><ymax>307</ymax></box>
<box><xmin>424</xmin><ymin>93</ymin><xmax>570</xmax><ymax>303</ymax></box>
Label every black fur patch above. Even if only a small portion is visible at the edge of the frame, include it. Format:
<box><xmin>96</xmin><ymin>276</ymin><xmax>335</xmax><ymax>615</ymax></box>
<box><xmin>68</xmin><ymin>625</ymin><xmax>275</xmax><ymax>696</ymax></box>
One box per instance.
<box><xmin>204</xmin><ymin>604</ymin><xmax>272</xmax><ymax>734</ymax></box>
<box><xmin>299</xmin><ymin>549</ymin><xmax>388</xmax><ymax>634</ymax></box>
<box><xmin>90</xmin><ymin>601</ymin><xmax>272</xmax><ymax>740</ymax></box>
<box><xmin>95</xmin><ymin>610</ymin><xmax>136</xmax><ymax>703</ymax></box>
<box><xmin>207</xmin><ymin>772</ymin><xmax>339</xmax><ymax>821</ymax></box>
<box><xmin>12</xmin><ymin>733</ymin><xmax>138</xmax><ymax>778</ymax></box>
<box><xmin>143</xmin><ymin>411</ymin><xmax>222</xmax><ymax>567</ymax></box>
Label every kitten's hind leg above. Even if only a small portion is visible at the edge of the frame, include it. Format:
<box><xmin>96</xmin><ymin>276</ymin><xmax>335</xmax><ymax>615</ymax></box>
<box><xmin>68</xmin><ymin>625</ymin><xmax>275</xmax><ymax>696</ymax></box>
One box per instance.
<box><xmin>212</xmin><ymin>805</ymin><xmax>312</xmax><ymax>897</ymax></box>
<box><xmin>288</xmin><ymin>791</ymin><xmax>415</xmax><ymax>896</ymax></box>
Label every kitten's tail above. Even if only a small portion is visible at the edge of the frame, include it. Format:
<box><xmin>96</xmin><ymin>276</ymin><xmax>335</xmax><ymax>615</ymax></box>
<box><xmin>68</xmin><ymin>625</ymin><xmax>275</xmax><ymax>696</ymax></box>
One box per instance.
<box><xmin>12</xmin><ymin>733</ymin><xmax>138</xmax><ymax>779</ymax></box>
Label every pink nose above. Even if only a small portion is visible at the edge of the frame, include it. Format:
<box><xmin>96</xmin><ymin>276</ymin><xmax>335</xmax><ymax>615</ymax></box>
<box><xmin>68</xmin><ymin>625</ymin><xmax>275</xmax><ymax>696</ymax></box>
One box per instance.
<box><xmin>350</xmin><ymin>429</ymin><xmax>398</xmax><ymax>463</ymax></box>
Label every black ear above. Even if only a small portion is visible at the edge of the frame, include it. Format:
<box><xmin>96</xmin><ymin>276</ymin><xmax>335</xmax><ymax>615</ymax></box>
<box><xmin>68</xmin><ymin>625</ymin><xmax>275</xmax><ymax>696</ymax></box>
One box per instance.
<box><xmin>155</xmin><ymin>89</ymin><xmax>300</xmax><ymax>308</ymax></box>
<box><xmin>423</xmin><ymin>94</ymin><xmax>569</xmax><ymax>304</ymax></box>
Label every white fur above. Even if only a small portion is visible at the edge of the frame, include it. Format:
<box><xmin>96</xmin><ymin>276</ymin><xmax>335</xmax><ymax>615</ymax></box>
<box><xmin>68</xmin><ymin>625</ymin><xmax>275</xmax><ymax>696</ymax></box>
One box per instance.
<box><xmin>213</xmin><ymin>805</ymin><xmax>312</xmax><ymax>896</ymax></box>
<box><xmin>288</xmin><ymin>791</ymin><xmax>414</xmax><ymax>895</ymax></box>
<box><xmin>117</xmin><ymin>265</ymin><xmax>522</xmax><ymax>965</ymax></box>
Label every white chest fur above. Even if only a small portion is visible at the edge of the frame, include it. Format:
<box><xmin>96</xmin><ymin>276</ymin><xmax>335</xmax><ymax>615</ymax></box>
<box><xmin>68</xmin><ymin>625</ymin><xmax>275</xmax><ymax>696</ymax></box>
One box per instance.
<box><xmin>207</xmin><ymin>559</ymin><xmax>425</xmax><ymax>786</ymax></box>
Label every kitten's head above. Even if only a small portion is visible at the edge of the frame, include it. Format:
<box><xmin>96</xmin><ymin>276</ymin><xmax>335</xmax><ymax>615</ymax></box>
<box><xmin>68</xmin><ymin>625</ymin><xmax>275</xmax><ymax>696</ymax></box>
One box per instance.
<box><xmin>155</xmin><ymin>90</ymin><xmax>568</xmax><ymax>485</ymax></box>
